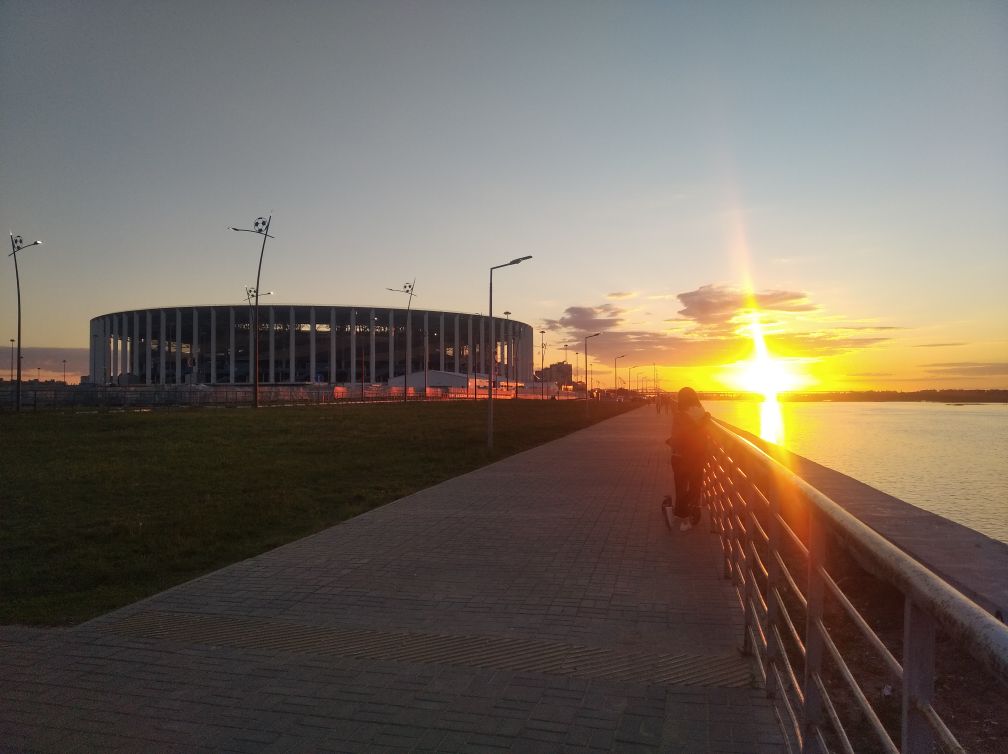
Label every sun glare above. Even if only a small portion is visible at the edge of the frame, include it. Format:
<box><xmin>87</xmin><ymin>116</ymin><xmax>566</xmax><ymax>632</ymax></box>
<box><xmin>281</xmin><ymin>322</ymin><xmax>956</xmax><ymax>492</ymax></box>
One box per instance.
<box><xmin>724</xmin><ymin>312</ymin><xmax>807</xmax><ymax>444</ymax></box>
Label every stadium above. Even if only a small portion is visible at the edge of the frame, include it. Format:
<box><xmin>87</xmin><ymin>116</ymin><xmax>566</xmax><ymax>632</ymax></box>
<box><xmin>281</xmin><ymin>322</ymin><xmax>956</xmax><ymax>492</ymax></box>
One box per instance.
<box><xmin>88</xmin><ymin>305</ymin><xmax>534</xmax><ymax>388</ymax></box>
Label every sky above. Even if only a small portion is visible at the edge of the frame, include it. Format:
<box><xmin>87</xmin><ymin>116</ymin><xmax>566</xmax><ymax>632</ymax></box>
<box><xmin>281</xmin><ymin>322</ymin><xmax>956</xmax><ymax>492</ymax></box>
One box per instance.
<box><xmin>2</xmin><ymin>0</ymin><xmax>1006</xmax><ymax>389</ymax></box>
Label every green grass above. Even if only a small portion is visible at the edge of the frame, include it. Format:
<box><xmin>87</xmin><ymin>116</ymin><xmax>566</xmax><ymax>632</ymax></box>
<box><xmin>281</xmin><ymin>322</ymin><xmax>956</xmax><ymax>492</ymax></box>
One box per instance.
<box><xmin>1</xmin><ymin>400</ymin><xmax>636</xmax><ymax>625</ymax></box>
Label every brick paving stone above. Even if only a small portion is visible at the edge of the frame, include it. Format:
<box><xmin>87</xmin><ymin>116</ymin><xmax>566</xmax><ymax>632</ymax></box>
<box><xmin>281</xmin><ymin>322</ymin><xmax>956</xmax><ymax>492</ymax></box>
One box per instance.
<box><xmin>0</xmin><ymin>407</ymin><xmax>786</xmax><ymax>753</ymax></box>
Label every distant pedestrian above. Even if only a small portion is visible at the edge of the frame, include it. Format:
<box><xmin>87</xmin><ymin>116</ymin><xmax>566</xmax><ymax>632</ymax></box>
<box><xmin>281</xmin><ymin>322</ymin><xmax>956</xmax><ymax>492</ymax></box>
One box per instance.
<box><xmin>665</xmin><ymin>387</ymin><xmax>711</xmax><ymax>531</ymax></box>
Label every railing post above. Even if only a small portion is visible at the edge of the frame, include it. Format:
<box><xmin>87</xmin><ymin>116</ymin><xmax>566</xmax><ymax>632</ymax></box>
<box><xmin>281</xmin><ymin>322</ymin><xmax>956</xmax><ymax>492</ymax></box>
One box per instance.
<box><xmin>740</xmin><ymin>477</ymin><xmax>754</xmax><ymax>656</ymax></box>
<box><xmin>765</xmin><ymin>466</ymin><xmax>783</xmax><ymax>699</ymax></box>
<box><xmin>902</xmin><ymin>597</ymin><xmax>936</xmax><ymax>753</ymax></box>
<box><xmin>802</xmin><ymin>507</ymin><xmax>826</xmax><ymax>753</ymax></box>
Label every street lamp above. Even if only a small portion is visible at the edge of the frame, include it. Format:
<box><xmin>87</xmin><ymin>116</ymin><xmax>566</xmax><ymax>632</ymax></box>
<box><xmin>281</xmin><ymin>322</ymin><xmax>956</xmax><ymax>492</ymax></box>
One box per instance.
<box><xmin>386</xmin><ymin>280</ymin><xmax>416</xmax><ymax>403</ymax></box>
<box><xmin>8</xmin><ymin>338</ymin><xmax>13</xmax><ymax>382</ymax></box>
<box><xmin>584</xmin><ymin>332</ymin><xmax>600</xmax><ymax>402</ymax></box>
<box><xmin>231</xmin><ymin>216</ymin><xmax>274</xmax><ymax>408</ymax></box>
<box><xmin>629</xmin><ymin>365</ymin><xmax>637</xmax><ymax>396</ymax></box>
<box><xmin>539</xmin><ymin>329</ymin><xmax>546</xmax><ymax>399</ymax></box>
<box><xmin>488</xmin><ymin>255</ymin><xmax>532</xmax><ymax>451</ymax></box>
<box><xmin>63</xmin><ymin>359</ymin><xmax>67</xmax><ymax>385</ymax></box>
<box><xmin>503</xmin><ymin>311</ymin><xmax>511</xmax><ymax>390</ymax></box>
<box><xmin>9</xmin><ymin>233</ymin><xmax>43</xmax><ymax>412</ymax></box>
<box><xmin>243</xmin><ymin>286</ymin><xmax>274</xmax><ymax>387</ymax></box>
<box><xmin>613</xmin><ymin>354</ymin><xmax>626</xmax><ymax>395</ymax></box>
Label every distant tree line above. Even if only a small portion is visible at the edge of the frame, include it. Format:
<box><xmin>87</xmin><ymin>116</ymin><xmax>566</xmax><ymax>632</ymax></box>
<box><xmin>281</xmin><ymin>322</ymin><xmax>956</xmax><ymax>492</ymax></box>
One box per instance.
<box><xmin>699</xmin><ymin>389</ymin><xmax>1008</xmax><ymax>403</ymax></box>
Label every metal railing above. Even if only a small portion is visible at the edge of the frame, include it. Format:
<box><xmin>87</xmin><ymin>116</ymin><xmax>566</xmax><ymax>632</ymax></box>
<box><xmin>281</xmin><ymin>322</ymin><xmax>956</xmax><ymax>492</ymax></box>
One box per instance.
<box><xmin>0</xmin><ymin>383</ymin><xmax>587</xmax><ymax>411</ymax></box>
<box><xmin>703</xmin><ymin>420</ymin><xmax>1008</xmax><ymax>753</ymax></box>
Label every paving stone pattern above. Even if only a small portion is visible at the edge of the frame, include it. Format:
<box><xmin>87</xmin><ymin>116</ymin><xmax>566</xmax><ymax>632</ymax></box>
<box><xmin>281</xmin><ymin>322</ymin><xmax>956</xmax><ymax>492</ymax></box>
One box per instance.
<box><xmin>0</xmin><ymin>407</ymin><xmax>786</xmax><ymax>752</ymax></box>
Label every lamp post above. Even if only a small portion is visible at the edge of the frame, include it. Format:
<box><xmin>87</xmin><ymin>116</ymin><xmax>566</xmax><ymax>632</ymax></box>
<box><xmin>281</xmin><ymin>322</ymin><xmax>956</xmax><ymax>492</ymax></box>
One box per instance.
<box><xmin>230</xmin><ymin>216</ymin><xmax>274</xmax><ymax>408</ymax></box>
<box><xmin>386</xmin><ymin>280</ymin><xmax>416</xmax><ymax>402</ymax></box>
<box><xmin>584</xmin><ymin>332</ymin><xmax>600</xmax><ymax>402</ymax></box>
<box><xmin>613</xmin><ymin>354</ymin><xmax>626</xmax><ymax>396</ymax></box>
<box><xmin>539</xmin><ymin>329</ymin><xmax>546</xmax><ymax>399</ymax></box>
<box><xmin>503</xmin><ymin>311</ymin><xmax>511</xmax><ymax>390</ymax></box>
<box><xmin>9</xmin><ymin>234</ymin><xmax>43</xmax><ymax>412</ymax></box>
<box><xmin>243</xmin><ymin>286</ymin><xmax>274</xmax><ymax>388</ymax></box>
<box><xmin>629</xmin><ymin>365</ymin><xmax>638</xmax><ymax>397</ymax></box>
<box><xmin>63</xmin><ymin>359</ymin><xmax>67</xmax><ymax>385</ymax></box>
<box><xmin>488</xmin><ymin>255</ymin><xmax>532</xmax><ymax>451</ymax></box>
<box><xmin>574</xmin><ymin>351</ymin><xmax>579</xmax><ymax>386</ymax></box>
<box><xmin>8</xmin><ymin>338</ymin><xmax>13</xmax><ymax>382</ymax></box>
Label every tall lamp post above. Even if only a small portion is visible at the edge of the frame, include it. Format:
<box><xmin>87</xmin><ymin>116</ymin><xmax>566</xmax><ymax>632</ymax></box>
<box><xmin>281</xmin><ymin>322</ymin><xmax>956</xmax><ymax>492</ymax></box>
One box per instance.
<box><xmin>231</xmin><ymin>216</ymin><xmax>274</xmax><ymax>408</ymax></box>
<box><xmin>63</xmin><ymin>359</ymin><xmax>67</xmax><ymax>385</ymax></box>
<box><xmin>488</xmin><ymin>255</ymin><xmax>532</xmax><ymax>451</ymax></box>
<box><xmin>539</xmin><ymin>329</ymin><xmax>546</xmax><ymax>399</ymax></box>
<box><xmin>243</xmin><ymin>286</ymin><xmax>274</xmax><ymax>388</ymax></box>
<box><xmin>629</xmin><ymin>365</ymin><xmax>637</xmax><ymax>397</ymax></box>
<box><xmin>386</xmin><ymin>280</ymin><xmax>416</xmax><ymax>403</ymax></box>
<box><xmin>9</xmin><ymin>234</ymin><xmax>43</xmax><ymax>412</ymax></box>
<box><xmin>584</xmin><ymin>332</ymin><xmax>600</xmax><ymax>402</ymax></box>
<box><xmin>503</xmin><ymin>311</ymin><xmax>511</xmax><ymax>390</ymax></box>
<box><xmin>613</xmin><ymin>354</ymin><xmax>626</xmax><ymax>396</ymax></box>
<box><xmin>9</xmin><ymin>338</ymin><xmax>13</xmax><ymax>382</ymax></box>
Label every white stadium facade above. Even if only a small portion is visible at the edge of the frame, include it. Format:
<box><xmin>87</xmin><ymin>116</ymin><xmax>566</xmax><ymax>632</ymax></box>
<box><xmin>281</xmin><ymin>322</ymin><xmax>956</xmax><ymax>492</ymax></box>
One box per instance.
<box><xmin>88</xmin><ymin>305</ymin><xmax>534</xmax><ymax>388</ymax></box>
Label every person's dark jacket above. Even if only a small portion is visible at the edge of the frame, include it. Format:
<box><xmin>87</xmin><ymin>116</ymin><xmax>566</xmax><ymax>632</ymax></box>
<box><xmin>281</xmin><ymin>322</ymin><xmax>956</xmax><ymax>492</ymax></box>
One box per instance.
<box><xmin>666</xmin><ymin>405</ymin><xmax>711</xmax><ymax>471</ymax></box>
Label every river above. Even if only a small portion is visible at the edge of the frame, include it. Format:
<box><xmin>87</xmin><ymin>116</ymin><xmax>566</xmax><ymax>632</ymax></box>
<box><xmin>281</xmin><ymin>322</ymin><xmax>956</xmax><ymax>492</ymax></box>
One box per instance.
<box><xmin>701</xmin><ymin>400</ymin><xmax>1008</xmax><ymax>544</ymax></box>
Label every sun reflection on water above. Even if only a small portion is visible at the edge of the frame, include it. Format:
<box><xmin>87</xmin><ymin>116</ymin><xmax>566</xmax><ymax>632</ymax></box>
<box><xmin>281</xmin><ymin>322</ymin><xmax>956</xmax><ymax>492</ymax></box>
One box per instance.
<box><xmin>759</xmin><ymin>396</ymin><xmax>785</xmax><ymax>445</ymax></box>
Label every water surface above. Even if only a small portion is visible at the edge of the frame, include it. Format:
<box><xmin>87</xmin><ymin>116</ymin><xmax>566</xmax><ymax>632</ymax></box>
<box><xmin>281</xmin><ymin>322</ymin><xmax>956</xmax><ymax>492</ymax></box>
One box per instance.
<box><xmin>703</xmin><ymin>400</ymin><xmax>1008</xmax><ymax>543</ymax></box>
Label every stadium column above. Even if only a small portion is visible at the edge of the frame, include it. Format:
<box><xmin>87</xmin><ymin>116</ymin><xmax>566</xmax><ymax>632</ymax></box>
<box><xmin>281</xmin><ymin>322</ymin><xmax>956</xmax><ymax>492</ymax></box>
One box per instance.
<box><xmin>330</xmin><ymin>307</ymin><xmax>337</xmax><ymax>384</ymax></box>
<box><xmin>424</xmin><ymin>311</ymin><xmax>429</xmax><ymax>380</ymax></box>
<box><xmin>111</xmin><ymin>315</ymin><xmax>119</xmax><ymax>382</ymax></box>
<box><xmin>454</xmin><ymin>314</ymin><xmax>460</xmax><ymax>373</ymax></box>
<box><xmin>192</xmin><ymin>308</ymin><xmax>199</xmax><ymax>384</ymax></box>
<box><xmin>289</xmin><ymin>305</ymin><xmax>295</xmax><ymax>384</ymax></box>
<box><xmin>120</xmin><ymin>313</ymin><xmax>127</xmax><ymax>380</ymax></box>
<box><xmin>175</xmin><ymin>308</ymin><xmax>182</xmax><ymax>385</ymax></box>
<box><xmin>467</xmin><ymin>316</ymin><xmax>473</xmax><ymax>381</ymax></box>
<box><xmin>369</xmin><ymin>308</ymin><xmax>376</xmax><ymax>383</ymax></box>
<box><xmin>406</xmin><ymin>309</ymin><xmax>412</xmax><ymax>388</ymax></box>
<box><xmin>349</xmin><ymin>308</ymin><xmax>356</xmax><ymax>384</ymax></box>
<box><xmin>133</xmin><ymin>312</ymin><xmax>140</xmax><ymax>380</ymax></box>
<box><xmin>388</xmin><ymin>309</ymin><xmax>395</xmax><ymax>382</ymax></box>
<box><xmin>228</xmin><ymin>308</ymin><xmax>235</xmax><ymax>383</ymax></box>
<box><xmin>145</xmin><ymin>311</ymin><xmax>152</xmax><ymax>385</ymax></box>
<box><xmin>439</xmin><ymin>312</ymin><xmax>445</xmax><ymax>372</ymax></box>
<box><xmin>210</xmin><ymin>308</ymin><xmax>217</xmax><ymax>384</ymax></box>
<box><xmin>479</xmin><ymin>316</ymin><xmax>485</xmax><ymax>380</ymax></box>
<box><xmin>309</xmin><ymin>306</ymin><xmax>316</xmax><ymax>384</ymax></box>
<box><xmin>159</xmin><ymin>310</ymin><xmax>166</xmax><ymax>385</ymax></box>
<box><xmin>268</xmin><ymin>306</ymin><xmax>275</xmax><ymax>383</ymax></box>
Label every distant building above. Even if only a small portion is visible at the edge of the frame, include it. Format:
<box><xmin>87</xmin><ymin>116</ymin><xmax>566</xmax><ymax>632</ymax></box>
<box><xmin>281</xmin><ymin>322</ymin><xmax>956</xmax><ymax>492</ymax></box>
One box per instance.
<box><xmin>89</xmin><ymin>305</ymin><xmax>533</xmax><ymax>387</ymax></box>
<box><xmin>535</xmin><ymin>360</ymin><xmax>573</xmax><ymax>387</ymax></box>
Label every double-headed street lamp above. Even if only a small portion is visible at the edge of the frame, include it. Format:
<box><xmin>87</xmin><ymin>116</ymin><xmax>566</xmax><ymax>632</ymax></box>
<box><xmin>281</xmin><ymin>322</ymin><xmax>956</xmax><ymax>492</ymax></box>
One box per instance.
<box><xmin>584</xmin><ymin>332</ymin><xmax>600</xmax><ymax>401</ymax></box>
<box><xmin>488</xmin><ymin>255</ymin><xmax>532</xmax><ymax>451</ymax></box>
<box><xmin>231</xmin><ymin>216</ymin><xmax>274</xmax><ymax>408</ymax></box>
<box><xmin>9</xmin><ymin>233</ymin><xmax>43</xmax><ymax>412</ymax></box>
<box><xmin>614</xmin><ymin>354</ymin><xmax>626</xmax><ymax>395</ymax></box>
<box><xmin>386</xmin><ymin>280</ymin><xmax>416</xmax><ymax>403</ymax></box>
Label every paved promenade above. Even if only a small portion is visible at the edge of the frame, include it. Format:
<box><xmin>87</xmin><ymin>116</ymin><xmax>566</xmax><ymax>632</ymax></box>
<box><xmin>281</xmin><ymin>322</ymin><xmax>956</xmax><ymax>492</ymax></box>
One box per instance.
<box><xmin>0</xmin><ymin>407</ymin><xmax>784</xmax><ymax>753</ymax></box>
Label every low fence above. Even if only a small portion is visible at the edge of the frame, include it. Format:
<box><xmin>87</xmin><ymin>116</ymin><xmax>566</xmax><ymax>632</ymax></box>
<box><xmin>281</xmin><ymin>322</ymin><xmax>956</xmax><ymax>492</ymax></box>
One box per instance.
<box><xmin>703</xmin><ymin>421</ymin><xmax>1008</xmax><ymax>753</ymax></box>
<box><xmin>0</xmin><ymin>383</ymin><xmax>584</xmax><ymax>411</ymax></box>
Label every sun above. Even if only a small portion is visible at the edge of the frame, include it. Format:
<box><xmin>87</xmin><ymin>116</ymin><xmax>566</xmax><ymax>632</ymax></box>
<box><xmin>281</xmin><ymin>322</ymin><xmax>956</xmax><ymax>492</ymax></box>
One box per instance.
<box><xmin>727</xmin><ymin>313</ymin><xmax>806</xmax><ymax>399</ymax></box>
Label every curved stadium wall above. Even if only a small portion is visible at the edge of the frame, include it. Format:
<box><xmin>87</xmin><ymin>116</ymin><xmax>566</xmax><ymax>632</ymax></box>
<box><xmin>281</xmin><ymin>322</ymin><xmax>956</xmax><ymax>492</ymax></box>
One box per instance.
<box><xmin>88</xmin><ymin>305</ymin><xmax>533</xmax><ymax>387</ymax></box>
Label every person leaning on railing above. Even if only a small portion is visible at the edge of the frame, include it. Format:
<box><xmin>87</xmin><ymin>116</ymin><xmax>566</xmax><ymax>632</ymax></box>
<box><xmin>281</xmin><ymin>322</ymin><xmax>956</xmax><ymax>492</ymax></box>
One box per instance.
<box><xmin>665</xmin><ymin>386</ymin><xmax>711</xmax><ymax>531</ymax></box>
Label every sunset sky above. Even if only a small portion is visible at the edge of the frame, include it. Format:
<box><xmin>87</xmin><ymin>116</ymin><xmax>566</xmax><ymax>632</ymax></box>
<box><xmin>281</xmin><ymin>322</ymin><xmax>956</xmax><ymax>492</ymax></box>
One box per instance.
<box><xmin>2</xmin><ymin>1</ymin><xmax>1006</xmax><ymax>389</ymax></box>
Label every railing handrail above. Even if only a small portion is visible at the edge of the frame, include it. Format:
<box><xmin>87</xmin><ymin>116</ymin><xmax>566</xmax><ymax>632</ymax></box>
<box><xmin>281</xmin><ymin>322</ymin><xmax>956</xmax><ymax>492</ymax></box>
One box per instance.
<box><xmin>709</xmin><ymin>420</ymin><xmax>1008</xmax><ymax>682</ymax></box>
<box><xmin>701</xmin><ymin>416</ymin><xmax>1008</xmax><ymax>752</ymax></box>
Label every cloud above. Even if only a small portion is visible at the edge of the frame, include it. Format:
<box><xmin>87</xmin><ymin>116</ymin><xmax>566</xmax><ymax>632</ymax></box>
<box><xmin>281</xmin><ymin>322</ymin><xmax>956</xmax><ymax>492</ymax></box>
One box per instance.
<box><xmin>914</xmin><ymin>342</ymin><xmax>967</xmax><ymax>348</ymax></box>
<box><xmin>607</xmin><ymin>291</ymin><xmax>637</xmax><ymax>300</ymax></box>
<box><xmin>922</xmin><ymin>362</ymin><xmax>1008</xmax><ymax>376</ymax></box>
<box><xmin>542</xmin><ymin>304</ymin><xmax>626</xmax><ymax>334</ymax></box>
<box><xmin>676</xmin><ymin>284</ymin><xmax>817</xmax><ymax>327</ymax></box>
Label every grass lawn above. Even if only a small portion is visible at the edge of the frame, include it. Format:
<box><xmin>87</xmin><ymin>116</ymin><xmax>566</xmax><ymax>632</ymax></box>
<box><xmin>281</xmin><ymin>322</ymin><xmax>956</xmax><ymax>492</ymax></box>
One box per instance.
<box><xmin>1</xmin><ymin>399</ymin><xmax>636</xmax><ymax>625</ymax></box>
